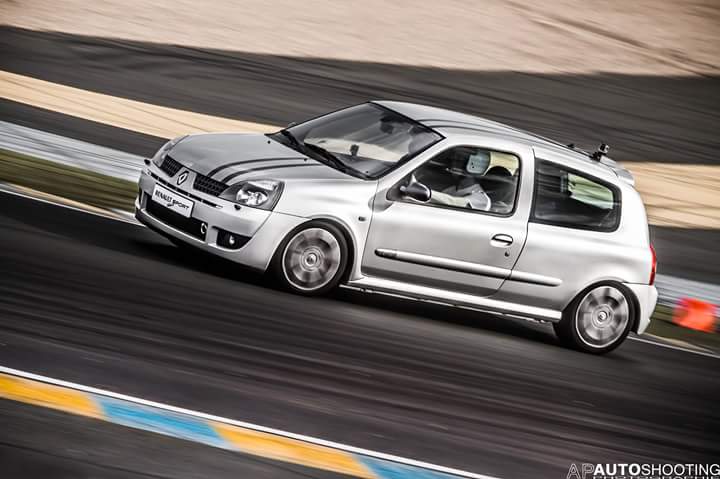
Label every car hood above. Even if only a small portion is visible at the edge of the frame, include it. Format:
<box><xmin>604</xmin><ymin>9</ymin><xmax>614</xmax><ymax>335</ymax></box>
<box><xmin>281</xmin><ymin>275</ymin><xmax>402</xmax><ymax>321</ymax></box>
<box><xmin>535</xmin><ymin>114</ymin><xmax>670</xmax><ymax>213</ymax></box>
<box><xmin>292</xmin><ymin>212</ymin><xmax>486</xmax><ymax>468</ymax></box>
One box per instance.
<box><xmin>168</xmin><ymin>133</ymin><xmax>356</xmax><ymax>184</ymax></box>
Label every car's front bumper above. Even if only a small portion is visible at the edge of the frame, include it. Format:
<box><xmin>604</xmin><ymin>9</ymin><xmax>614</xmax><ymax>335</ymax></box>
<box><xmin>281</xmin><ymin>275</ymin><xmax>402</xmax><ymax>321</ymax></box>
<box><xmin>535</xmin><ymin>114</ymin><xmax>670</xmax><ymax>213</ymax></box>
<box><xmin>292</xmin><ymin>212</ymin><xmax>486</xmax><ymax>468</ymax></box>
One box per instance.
<box><xmin>136</xmin><ymin>169</ymin><xmax>304</xmax><ymax>271</ymax></box>
<box><xmin>626</xmin><ymin>283</ymin><xmax>659</xmax><ymax>335</ymax></box>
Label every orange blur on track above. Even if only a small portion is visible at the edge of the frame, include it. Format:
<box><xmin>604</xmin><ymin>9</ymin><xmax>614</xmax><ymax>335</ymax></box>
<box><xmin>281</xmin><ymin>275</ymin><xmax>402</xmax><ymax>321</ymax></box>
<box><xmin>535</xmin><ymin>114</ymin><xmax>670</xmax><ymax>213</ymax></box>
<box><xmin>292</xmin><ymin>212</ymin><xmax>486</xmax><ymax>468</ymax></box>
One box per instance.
<box><xmin>672</xmin><ymin>298</ymin><xmax>718</xmax><ymax>333</ymax></box>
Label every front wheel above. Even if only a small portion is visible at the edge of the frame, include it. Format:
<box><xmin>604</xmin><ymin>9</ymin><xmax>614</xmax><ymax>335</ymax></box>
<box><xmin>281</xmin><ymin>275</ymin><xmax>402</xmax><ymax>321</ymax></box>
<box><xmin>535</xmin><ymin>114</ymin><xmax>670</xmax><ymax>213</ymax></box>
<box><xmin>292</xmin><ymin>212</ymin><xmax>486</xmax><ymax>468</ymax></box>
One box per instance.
<box><xmin>272</xmin><ymin>221</ymin><xmax>348</xmax><ymax>296</ymax></box>
<box><xmin>554</xmin><ymin>283</ymin><xmax>634</xmax><ymax>354</ymax></box>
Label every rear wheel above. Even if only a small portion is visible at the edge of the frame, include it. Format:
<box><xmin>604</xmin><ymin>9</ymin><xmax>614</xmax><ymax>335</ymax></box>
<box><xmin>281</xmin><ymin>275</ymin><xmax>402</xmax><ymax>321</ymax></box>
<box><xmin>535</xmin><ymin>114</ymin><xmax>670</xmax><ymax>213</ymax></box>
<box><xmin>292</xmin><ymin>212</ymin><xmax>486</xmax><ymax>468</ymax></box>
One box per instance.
<box><xmin>272</xmin><ymin>221</ymin><xmax>348</xmax><ymax>296</ymax></box>
<box><xmin>554</xmin><ymin>283</ymin><xmax>634</xmax><ymax>354</ymax></box>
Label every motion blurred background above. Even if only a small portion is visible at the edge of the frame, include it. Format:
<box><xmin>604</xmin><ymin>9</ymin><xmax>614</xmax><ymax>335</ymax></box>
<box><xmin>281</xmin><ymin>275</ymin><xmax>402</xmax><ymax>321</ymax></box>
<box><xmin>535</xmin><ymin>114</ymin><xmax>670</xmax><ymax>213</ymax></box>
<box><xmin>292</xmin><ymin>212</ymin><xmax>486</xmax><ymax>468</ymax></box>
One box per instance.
<box><xmin>0</xmin><ymin>1</ymin><xmax>719</xmax><ymax>478</ymax></box>
<box><xmin>2</xmin><ymin>0</ymin><xmax>719</xmax><ymax>277</ymax></box>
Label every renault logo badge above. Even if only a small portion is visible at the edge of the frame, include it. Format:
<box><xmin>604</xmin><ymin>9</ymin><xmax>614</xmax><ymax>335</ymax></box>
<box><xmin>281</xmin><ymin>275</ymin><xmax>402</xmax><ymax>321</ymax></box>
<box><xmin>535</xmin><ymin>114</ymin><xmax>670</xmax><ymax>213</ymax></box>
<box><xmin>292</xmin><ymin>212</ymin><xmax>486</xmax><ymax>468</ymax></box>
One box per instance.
<box><xmin>177</xmin><ymin>171</ymin><xmax>189</xmax><ymax>185</ymax></box>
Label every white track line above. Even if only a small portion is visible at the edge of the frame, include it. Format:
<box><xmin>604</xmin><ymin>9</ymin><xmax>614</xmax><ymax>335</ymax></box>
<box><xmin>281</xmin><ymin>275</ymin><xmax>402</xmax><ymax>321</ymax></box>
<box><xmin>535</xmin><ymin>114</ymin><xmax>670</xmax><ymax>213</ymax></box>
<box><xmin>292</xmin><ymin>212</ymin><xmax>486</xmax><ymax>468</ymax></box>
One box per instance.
<box><xmin>1</xmin><ymin>187</ymin><xmax>717</xmax><ymax>360</ymax></box>
<box><xmin>628</xmin><ymin>336</ymin><xmax>720</xmax><ymax>359</ymax></box>
<box><xmin>0</xmin><ymin>365</ymin><xmax>499</xmax><ymax>479</ymax></box>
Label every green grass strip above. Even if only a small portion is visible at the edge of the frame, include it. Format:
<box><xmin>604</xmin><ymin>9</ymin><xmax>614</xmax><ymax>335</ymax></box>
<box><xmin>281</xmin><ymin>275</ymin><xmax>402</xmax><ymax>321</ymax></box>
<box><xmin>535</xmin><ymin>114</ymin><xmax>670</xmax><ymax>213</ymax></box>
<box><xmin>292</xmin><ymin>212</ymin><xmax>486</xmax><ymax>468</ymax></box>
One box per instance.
<box><xmin>0</xmin><ymin>148</ymin><xmax>137</xmax><ymax>211</ymax></box>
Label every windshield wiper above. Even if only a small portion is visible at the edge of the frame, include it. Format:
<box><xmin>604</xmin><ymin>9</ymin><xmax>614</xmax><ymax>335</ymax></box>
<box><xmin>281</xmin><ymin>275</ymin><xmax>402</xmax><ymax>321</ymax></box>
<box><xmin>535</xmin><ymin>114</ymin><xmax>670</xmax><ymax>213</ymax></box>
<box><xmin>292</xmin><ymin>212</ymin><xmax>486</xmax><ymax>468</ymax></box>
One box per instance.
<box><xmin>303</xmin><ymin>142</ymin><xmax>368</xmax><ymax>179</ymax></box>
<box><xmin>278</xmin><ymin>132</ymin><xmax>368</xmax><ymax>178</ymax></box>
<box><xmin>279</xmin><ymin>129</ymin><xmax>302</xmax><ymax>150</ymax></box>
<box><xmin>303</xmin><ymin>142</ymin><xmax>343</xmax><ymax>167</ymax></box>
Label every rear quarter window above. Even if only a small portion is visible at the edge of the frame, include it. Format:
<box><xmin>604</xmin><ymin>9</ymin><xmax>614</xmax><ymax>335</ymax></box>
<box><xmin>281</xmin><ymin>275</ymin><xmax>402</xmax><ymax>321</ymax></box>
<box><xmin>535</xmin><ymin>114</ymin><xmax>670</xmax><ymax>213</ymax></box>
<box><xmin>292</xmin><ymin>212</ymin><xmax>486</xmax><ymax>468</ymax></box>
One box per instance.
<box><xmin>531</xmin><ymin>159</ymin><xmax>620</xmax><ymax>232</ymax></box>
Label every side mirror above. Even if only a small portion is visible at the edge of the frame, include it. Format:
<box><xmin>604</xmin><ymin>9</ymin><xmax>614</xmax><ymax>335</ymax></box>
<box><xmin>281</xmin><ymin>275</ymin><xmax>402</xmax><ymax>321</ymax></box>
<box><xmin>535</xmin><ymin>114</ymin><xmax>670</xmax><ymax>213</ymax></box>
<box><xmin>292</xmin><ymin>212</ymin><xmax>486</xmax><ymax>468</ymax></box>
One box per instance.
<box><xmin>399</xmin><ymin>178</ymin><xmax>431</xmax><ymax>203</ymax></box>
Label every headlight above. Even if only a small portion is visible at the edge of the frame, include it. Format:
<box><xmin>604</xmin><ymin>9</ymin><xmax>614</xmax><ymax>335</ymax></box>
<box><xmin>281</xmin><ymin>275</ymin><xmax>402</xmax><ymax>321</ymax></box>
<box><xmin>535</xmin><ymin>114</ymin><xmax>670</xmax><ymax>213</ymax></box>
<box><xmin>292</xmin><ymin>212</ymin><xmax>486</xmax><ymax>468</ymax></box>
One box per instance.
<box><xmin>220</xmin><ymin>180</ymin><xmax>284</xmax><ymax>210</ymax></box>
<box><xmin>152</xmin><ymin>135</ymin><xmax>188</xmax><ymax>166</ymax></box>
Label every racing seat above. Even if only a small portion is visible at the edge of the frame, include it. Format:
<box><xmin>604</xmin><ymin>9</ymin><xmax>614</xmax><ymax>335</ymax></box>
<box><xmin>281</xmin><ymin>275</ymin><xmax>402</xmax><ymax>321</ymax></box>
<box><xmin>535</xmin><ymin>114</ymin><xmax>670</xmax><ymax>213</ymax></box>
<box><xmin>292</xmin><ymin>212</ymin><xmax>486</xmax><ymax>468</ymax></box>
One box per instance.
<box><xmin>481</xmin><ymin>166</ymin><xmax>517</xmax><ymax>213</ymax></box>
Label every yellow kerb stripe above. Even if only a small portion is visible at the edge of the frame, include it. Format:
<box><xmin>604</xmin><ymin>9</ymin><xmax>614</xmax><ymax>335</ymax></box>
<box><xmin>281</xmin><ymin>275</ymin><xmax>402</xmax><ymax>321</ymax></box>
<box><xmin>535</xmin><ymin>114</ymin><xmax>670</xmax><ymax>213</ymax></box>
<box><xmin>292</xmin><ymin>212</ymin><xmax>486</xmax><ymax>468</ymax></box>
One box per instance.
<box><xmin>213</xmin><ymin>422</ymin><xmax>376</xmax><ymax>478</ymax></box>
<box><xmin>0</xmin><ymin>70</ymin><xmax>276</xmax><ymax>139</ymax></box>
<box><xmin>0</xmin><ymin>373</ymin><xmax>101</xmax><ymax>418</ymax></box>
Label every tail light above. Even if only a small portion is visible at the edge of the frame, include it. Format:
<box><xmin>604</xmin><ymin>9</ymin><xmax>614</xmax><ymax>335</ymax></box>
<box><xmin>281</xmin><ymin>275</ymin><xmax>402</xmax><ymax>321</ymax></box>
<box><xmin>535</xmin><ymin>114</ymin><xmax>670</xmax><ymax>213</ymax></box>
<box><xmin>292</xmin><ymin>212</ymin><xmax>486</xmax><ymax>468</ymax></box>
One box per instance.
<box><xmin>649</xmin><ymin>244</ymin><xmax>657</xmax><ymax>285</ymax></box>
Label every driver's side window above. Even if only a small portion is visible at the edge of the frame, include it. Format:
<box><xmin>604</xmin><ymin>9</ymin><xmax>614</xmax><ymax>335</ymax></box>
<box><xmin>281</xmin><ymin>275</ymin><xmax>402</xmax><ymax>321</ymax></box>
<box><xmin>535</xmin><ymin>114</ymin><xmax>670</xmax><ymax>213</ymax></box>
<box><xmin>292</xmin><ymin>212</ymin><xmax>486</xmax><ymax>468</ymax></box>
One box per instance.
<box><xmin>401</xmin><ymin>146</ymin><xmax>520</xmax><ymax>215</ymax></box>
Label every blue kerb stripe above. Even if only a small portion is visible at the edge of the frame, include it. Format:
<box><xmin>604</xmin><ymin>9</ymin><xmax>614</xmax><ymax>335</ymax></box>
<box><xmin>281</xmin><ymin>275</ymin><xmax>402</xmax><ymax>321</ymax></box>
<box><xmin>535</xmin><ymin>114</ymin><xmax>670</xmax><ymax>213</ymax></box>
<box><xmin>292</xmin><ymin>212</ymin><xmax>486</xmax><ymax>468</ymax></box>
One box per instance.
<box><xmin>95</xmin><ymin>396</ymin><xmax>226</xmax><ymax>448</ymax></box>
<box><xmin>92</xmin><ymin>395</ymin><xmax>468</xmax><ymax>478</ymax></box>
<box><xmin>358</xmin><ymin>456</ymin><xmax>461</xmax><ymax>479</ymax></box>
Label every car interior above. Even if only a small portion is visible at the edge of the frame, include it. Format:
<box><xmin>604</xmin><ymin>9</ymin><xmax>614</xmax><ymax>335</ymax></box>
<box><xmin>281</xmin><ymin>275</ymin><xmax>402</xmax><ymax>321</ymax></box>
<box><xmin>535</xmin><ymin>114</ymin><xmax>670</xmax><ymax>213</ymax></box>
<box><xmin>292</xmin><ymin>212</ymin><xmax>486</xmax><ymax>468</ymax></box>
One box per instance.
<box><xmin>532</xmin><ymin>160</ymin><xmax>619</xmax><ymax>230</ymax></box>
<box><xmin>412</xmin><ymin>147</ymin><xmax>519</xmax><ymax>214</ymax></box>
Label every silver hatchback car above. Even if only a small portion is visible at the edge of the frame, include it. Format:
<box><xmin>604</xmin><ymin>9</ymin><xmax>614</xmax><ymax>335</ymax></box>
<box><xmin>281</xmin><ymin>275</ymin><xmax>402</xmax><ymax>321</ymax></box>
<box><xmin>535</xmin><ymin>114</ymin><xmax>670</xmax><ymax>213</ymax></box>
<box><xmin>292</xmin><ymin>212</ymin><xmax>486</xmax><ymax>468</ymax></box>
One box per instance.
<box><xmin>136</xmin><ymin>101</ymin><xmax>658</xmax><ymax>354</ymax></box>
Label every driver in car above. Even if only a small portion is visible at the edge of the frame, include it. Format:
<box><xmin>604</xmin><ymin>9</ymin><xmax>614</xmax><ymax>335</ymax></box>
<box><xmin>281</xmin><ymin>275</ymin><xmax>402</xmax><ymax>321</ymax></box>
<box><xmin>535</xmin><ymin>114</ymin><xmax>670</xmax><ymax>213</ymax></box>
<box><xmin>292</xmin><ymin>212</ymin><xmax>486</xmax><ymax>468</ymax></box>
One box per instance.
<box><xmin>430</xmin><ymin>150</ymin><xmax>492</xmax><ymax>211</ymax></box>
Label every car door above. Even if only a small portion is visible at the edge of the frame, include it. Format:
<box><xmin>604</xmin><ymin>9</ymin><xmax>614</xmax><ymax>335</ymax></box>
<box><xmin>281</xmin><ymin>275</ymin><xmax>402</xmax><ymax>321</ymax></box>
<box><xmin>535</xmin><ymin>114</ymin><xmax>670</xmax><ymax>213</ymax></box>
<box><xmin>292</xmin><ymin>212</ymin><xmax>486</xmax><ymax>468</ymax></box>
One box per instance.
<box><xmin>361</xmin><ymin>142</ymin><xmax>534</xmax><ymax>297</ymax></box>
<box><xmin>493</xmin><ymin>154</ymin><xmax>627</xmax><ymax>312</ymax></box>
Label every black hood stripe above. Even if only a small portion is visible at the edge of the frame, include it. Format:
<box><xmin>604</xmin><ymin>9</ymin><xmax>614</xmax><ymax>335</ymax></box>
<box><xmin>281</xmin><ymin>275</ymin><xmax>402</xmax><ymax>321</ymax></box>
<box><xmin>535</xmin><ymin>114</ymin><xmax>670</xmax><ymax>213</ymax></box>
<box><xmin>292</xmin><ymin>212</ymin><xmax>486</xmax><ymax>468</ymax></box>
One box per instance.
<box><xmin>207</xmin><ymin>157</ymin><xmax>305</xmax><ymax>179</ymax></box>
<box><xmin>222</xmin><ymin>163</ymin><xmax>324</xmax><ymax>184</ymax></box>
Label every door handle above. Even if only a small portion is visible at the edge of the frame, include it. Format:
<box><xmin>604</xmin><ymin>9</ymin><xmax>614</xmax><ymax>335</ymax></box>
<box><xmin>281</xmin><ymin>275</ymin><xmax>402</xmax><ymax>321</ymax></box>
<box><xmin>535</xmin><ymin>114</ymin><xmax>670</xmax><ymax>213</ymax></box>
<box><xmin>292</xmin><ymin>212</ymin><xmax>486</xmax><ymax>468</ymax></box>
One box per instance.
<box><xmin>491</xmin><ymin>234</ymin><xmax>514</xmax><ymax>247</ymax></box>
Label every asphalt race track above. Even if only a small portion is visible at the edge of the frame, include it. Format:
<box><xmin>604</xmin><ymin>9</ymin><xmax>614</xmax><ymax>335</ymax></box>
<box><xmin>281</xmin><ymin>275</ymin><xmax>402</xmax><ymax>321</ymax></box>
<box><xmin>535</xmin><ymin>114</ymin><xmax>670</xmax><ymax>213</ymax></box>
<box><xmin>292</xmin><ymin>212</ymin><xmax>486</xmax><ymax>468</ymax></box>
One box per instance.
<box><xmin>1</xmin><ymin>24</ymin><xmax>720</xmax><ymax>478</ymax></box>
<box><xmin>0</xmin><ymin>191</ymin><xmax>718</xmax><ymax>478</ymax></box>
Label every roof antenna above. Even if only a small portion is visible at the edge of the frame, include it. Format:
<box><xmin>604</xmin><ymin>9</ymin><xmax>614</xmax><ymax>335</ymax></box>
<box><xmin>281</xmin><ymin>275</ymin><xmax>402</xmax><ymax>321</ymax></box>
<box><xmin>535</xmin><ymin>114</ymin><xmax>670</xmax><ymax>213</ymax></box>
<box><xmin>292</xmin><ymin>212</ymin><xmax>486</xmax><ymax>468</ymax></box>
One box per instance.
<box><xmin>591</xmin><ymin>143</ymin><xmax>609</xmax><ymax>161</ymax></box>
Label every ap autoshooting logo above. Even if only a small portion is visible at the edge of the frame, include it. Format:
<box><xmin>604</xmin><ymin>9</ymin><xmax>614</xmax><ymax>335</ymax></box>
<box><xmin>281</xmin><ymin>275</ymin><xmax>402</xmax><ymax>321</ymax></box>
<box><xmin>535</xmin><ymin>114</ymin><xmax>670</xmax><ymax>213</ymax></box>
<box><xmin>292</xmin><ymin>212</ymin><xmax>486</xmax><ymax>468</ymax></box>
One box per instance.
<box><xmin>566</xmin><ymin>463</ymin><xmax>720</xmax><ymax>479</ymax></box>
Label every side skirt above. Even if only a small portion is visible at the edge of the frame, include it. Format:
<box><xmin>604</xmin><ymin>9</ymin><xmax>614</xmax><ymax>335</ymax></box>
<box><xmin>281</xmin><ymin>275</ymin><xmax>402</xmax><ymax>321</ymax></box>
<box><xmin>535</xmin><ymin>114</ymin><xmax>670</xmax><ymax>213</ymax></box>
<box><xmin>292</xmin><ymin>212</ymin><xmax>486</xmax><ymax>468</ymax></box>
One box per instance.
<box><xmin>343</xmin><ymin>276</ymin><xmax>561</xmax><ymax>322</ymax></box>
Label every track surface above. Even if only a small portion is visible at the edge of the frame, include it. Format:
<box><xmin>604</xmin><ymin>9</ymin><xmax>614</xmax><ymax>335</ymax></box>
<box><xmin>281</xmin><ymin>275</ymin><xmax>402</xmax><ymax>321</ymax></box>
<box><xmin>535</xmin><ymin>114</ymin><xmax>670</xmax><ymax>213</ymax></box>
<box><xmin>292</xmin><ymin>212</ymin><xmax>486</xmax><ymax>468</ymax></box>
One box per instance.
<box><xmin>1</xmin><ymin>24</ymin><xmax>719</xmax><ymax>478</ymax></box>
<box><xmin>0</xmin><ymin>191</ymin><xmax>718</xmax><ymax>478</ymax></box>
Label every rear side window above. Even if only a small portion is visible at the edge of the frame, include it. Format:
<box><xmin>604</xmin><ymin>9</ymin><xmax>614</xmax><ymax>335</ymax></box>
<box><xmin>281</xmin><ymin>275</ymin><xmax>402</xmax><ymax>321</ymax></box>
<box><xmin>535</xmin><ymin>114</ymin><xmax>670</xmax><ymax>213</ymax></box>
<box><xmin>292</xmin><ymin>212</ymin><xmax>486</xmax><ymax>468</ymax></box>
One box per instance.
<box><xmin>531</xmin><ymin>160</ymin><xmax>620</xmax><ymax>231</ymax></box>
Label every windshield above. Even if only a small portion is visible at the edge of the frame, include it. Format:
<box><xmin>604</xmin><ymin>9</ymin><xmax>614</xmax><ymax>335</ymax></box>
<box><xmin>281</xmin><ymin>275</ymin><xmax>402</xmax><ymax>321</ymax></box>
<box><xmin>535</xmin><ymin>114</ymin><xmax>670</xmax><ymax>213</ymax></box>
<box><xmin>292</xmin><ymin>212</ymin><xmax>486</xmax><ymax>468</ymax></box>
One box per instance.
<box><xmin>270</xmin><ymin>103</ymin><xmax>442</xmax><ymax>179</ymax></box>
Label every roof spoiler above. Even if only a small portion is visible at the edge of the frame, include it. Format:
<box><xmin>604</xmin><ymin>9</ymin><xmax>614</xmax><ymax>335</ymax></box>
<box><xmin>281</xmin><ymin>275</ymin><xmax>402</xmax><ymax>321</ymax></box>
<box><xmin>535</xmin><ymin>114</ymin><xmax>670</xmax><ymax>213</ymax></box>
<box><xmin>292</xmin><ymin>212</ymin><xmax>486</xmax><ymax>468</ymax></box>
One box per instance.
<box><xmin>600</xmin><ymin>156</ymin><xmax>635</xmax><ymax>186</ymax></box>
<box><xmin>590</xmin><ymin>143</ymin><xmax>635</xmax><ymax>186</ymax></box>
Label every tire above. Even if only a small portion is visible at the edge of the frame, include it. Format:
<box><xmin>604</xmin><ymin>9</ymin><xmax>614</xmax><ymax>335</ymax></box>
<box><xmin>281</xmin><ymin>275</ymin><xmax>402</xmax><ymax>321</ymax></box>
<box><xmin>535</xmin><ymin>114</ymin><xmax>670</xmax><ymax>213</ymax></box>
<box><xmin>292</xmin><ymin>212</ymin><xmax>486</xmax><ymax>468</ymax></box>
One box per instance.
<box><xmin>553</xmin><ymin>282</ymin><xmax>635</xmax><ymax>354</ymax></box>
<box><xmin>271</xmin><ymin>221</ymin><xmax>349</xmax><ymax>296</ymax></box>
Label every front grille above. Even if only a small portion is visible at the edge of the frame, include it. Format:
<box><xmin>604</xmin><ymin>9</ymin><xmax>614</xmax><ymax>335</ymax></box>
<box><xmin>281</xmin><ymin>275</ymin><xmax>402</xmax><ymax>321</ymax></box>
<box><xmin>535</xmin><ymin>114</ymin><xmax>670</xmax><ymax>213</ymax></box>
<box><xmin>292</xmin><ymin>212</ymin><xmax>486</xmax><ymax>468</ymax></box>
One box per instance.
<box><xmin>193</xmin><ymin>173</ymin><xmax>226</xmax><ymax>197</ymax></box>
<box><xmin>146</xmin><ymin>200</ymin><xmax>206</xmax><ymax>240</ymax></box>
<box><xmin>150</xmin><ymin>172</ymin><xmax>219</xmax><ymax>208</ymax></box>
<box><xmin>159</xmin><ymin>155</ymin><xmax>183</xmax><ymax>177</ymax></box>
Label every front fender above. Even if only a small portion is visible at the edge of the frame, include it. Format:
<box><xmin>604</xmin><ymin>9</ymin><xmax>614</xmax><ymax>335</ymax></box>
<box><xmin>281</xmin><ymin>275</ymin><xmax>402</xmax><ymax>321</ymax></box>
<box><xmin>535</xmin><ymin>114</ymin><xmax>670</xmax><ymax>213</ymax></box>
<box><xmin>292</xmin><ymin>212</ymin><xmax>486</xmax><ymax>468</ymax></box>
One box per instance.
<box><xmin>274</xmin><ymin>180</ymin><xmax>379</xmax><ymax>280</ymax></box>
